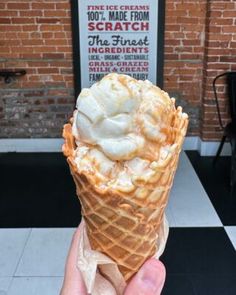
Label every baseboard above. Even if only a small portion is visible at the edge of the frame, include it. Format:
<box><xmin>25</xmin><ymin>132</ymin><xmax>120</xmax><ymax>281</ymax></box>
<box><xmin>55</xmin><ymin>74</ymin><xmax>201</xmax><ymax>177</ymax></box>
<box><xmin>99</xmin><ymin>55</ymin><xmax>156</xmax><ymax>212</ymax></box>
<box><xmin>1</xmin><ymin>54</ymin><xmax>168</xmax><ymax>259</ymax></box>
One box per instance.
<box><xmin>0</xmin><ymin>138</ymin><xmax>64</xmax><ymax>152</ymax></box>
<box><xmin>0</xmin><ymin>137</ymin><xmax>231</xmax><ymax>156</ymax></box>
<box><xmin>199</xmin><ymin>140</ymin><xmax>231</xmax><ymax>156</ymax></box>
<box><xmin>183</xmin><ymin>136</ymin><xmax>201</xmax><ymax>151</ymax></box>
<box><xmin>183</xmin><ymin>136</ymin><xmax>231</xmax><ymax>156</ymax></box>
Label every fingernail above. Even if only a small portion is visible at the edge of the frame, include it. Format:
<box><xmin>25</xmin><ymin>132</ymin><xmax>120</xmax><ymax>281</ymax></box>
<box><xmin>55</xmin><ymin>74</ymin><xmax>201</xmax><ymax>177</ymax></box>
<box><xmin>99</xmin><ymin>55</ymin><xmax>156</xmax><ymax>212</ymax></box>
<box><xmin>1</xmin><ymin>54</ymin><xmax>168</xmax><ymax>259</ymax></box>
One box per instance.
<box><xmin>137</xmin><ymin>259</ymin><xmax>165</xmax><ymax>294</ymax></box>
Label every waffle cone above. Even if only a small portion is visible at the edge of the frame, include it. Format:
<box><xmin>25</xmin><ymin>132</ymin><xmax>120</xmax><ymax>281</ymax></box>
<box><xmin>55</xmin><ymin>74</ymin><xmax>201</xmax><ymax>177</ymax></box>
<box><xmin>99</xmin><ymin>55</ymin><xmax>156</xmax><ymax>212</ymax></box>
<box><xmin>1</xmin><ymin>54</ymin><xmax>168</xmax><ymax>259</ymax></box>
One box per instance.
<box><xmin>62</xmin><ymin>112</ymin><xmax>188</xmax><ymax>280</ymax></box>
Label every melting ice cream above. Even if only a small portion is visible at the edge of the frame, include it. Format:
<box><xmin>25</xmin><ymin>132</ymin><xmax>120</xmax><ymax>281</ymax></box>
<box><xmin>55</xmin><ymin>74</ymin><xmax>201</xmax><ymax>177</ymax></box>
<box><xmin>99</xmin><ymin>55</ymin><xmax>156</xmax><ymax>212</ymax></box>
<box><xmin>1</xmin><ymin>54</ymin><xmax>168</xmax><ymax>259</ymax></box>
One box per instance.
<box><xmin>71</xmin><ymin>73</ymin><xmax>188</xmax><ymax>192</ymax></box>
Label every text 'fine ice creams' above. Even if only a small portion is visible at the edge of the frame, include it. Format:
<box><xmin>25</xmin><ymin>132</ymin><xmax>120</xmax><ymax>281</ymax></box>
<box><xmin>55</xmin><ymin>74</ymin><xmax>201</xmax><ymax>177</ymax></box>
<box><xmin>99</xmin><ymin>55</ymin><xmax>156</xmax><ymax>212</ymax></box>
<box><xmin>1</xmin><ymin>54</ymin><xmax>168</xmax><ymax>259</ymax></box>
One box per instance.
<box><xmin>63</xmin><ymin>73</ymin><xmax>188</xmax><ymax>281</ymax></box>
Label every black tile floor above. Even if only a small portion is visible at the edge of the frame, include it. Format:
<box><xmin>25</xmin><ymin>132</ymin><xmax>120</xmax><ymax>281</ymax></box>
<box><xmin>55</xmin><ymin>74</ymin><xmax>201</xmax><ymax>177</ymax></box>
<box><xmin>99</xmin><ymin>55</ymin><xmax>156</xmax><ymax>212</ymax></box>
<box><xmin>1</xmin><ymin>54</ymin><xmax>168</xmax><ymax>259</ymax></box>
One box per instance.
<box><xmin>161</xmin><ymin>228</ymin><xmax>236</xmax><ymax>295</ymax></box>
<box><xmin>0</xmin><ymin>152</ymin><xmax>235</xmax><ymax>295</ymax></box>
<box><xmin>0</xmin><ymin>153</ymin><xmax>81</xmax><ymax>227</ymax></box>
<box><xmin>186</xmin><ymin>151</ymin><xmax>236</xmax><ymax>226</ymax></box>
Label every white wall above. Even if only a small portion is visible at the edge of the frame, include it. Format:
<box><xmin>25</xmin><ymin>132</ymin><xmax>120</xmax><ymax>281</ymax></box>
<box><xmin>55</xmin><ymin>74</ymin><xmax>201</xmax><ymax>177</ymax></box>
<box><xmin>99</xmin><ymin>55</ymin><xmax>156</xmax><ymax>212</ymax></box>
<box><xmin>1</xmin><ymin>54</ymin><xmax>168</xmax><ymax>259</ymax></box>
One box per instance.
<box><xmin>0</xmin><ymin>137</ymin><xmax>231</xmax><ymax>156</ymax></box>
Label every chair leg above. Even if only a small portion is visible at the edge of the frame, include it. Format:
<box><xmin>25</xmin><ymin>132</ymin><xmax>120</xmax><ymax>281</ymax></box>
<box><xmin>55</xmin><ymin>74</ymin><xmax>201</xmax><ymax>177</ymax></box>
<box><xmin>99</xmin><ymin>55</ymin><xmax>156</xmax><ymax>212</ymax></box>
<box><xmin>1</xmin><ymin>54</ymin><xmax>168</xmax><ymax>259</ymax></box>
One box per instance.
<box><xmin>230</xmin><ymin>138</ymin><xmax>236</xmax><ymax>196</ymax></box>
<box><xmin>213</xmin><ymin>135</ymin><xmax>226</xmax><ymax>166</ymax></box>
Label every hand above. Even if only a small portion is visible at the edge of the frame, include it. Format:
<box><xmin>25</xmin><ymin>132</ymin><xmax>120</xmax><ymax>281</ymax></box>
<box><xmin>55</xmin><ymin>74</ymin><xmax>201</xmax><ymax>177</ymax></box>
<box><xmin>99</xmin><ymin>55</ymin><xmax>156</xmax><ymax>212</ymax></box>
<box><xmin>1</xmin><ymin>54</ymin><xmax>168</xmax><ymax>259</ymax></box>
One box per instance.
<box><xmin>60</xmin><ymin>226</ymin><xmax>166</xmax><ymax>295</ymax></box>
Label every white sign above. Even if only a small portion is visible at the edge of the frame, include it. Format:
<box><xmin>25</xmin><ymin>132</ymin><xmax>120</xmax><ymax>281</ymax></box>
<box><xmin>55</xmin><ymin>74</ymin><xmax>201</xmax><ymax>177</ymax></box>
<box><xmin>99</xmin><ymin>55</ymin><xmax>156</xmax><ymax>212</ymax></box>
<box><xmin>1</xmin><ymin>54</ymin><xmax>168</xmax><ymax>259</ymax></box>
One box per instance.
<box><xmin>78</xmin><ymin>0</ymin><xmax>158</xmax><ymax>88</ymax></box>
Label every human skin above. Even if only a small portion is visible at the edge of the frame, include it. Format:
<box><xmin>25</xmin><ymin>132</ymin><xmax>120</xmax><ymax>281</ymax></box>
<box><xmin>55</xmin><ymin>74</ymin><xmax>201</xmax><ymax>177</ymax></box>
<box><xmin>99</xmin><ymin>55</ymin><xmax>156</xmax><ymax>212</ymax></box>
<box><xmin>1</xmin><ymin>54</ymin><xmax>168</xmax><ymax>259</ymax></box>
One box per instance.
<box><xmin>60</xmin><ymin>225</ymin><xmax>166</xmax><ymax>295</ymax></box>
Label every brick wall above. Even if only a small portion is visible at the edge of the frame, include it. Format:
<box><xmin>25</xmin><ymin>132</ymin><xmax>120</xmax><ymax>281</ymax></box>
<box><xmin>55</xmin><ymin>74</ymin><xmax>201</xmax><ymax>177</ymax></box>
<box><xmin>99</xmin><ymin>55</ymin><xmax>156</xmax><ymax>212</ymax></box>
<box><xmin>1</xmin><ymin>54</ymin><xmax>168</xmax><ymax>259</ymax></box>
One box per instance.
<box><xmin>0</xmin><ymin>0</ymin><xmax>235</xmax><ymax>140</ymax></box>
<box><xmin>201</xmin><ymin>0</ymin><xmax>236</xmax><ymax>140</ymax></box>
<box><xmin>0</xmin><ymin>0</ymin><xmax>74</xmax><ymax>138</ymax></box>
<box><xmin>164</xmin><ymin>0</ymin><xmax>207</xmax><ymax>136</ymax></box>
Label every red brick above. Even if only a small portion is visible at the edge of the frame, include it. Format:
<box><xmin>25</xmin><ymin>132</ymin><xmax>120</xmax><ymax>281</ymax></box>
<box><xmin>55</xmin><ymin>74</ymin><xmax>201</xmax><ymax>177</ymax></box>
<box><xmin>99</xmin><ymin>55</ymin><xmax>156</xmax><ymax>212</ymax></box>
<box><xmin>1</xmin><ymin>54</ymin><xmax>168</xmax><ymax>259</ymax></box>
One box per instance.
<box><xmin>223</xmin><ymin>11</ymin><xmax>236</xmax><ymax>17</ymax></box>
<box><xmin>48</xmin><ymin>61</ymin><xmax>72</xmax><ymax>67</ymax></box>
<box><xmin>42</xmin><ymin>53</ymin><xmax>65</xmax><ymax>59</ymax></box>
<box><xmin>44</xmin><ymin>10</ymin><xmax>67</xmax><ymax>17</ymax></box>
<box><xmin>60</xmin><ymin>18</ymin><xmax>71</xmax><ymax>24</ymax></box>
<box><xmin>176</xmin><ymin>3</ymin><xmax>202</xmax><ymax>10</ymax></box>
<box><xmin>193</xmin><ymin>47</ymin><xmax>204</xmax><ymax>53</ymax></box>
<box><xmin>165</xmin><ymin>25</ymin><xmax>181</xmax><ymax>31</ymax></box>
<box><xmin>2</xmin><ymin>39</ymin><xmax>19</xmax><ymax>46</ymax></box>
<box><xmin>19</xmin><ymin>53</ymin><xmax>41</xmax><ymax>59</ymax></box>
<box><xmin>210</xmin><ymin>18</ymin><xmax>233</xmax><ymax>26</ymax></box>
<box><xmin>0</xmin><ymin>10</ymin><xmax>18</xmax><ymax>17</ymax></box>
<box><xmin>183</xmin><ymin>40</ymin><xmax>201</xmax><ymax>46</ymax></box>
<box><xmin>22</xmin><ymin>25</ymin><xmax>39</xmax><ymax>31</ymax></box>
<box><xmin>164</xmin><ymin>54</ymin><xmax>179</xmax><ymax>60</ymax></box>
<box><xmin>207</xmin><ymin>41</ymin><xmax>230</xmax><ymax>48</ymax></box>
<box><xmin>0</xmin><ymin>46</ymin><xmax>12</xmax><ymax>53</ymax></box>
<box><xmin>165</xmin><ymin>40</ymin><xmax>181</xmax><ymax>46</ymax></box>
<box><xmin>207</xmin><ymin>48</ymin><xmax>231</xmax><ymax>55</ymax></box>
<box><xmin>208</xmin><ymin>63</ymin><xmax>232</xmax><ymax>70</ymax></box>
<box><xmin>28</xmin><ymin>75</ymin><xmax>40</xmax><ymax>82</ymax></box>
<box><xmin>54</xmin><ymin>32</ymin><xmax>66</xmax><ymax>38</ymax></box>
<box><xmin>62</xmin><ymin>24</ymin><xmax>71</xmax><ymax>31</ymax></box>
<box><xmin>44</xmin><ymin>39</ymin><xmax>68</xmax><ymax>46</ymax></box>
<box><xmin>176</xmin><ymin>17</ymin><xmax>199</xmax><ymax>24</ymax></box>
<box><xmin>42</xmin><ymin>32</ymin><xmax>53</xmax><ymax>38</ymax></box>
<box><xmin>164</xmin><ymin>47</ymin><xmax>174</xmax><ymax>53</ymax></box>
<box><xmin>165</xmin><ymin>2</ymin><xmax>175</xmax><ymax>10</ymax></box>
<box><xmin>57</xmin><ymin>46</ymin><xmax>71</xmax><ymax>53</ymax></box>
<box><xmin>210</xmin><ymin>3</ymin><xmax>226</xmax><ymax>10</ymax></box>
<box><xmin>166</xmin><ymin>10</ymin><xmax>187</xmax><ymax>17</ymax></box>
<box><xmin>188</xmin><ymin>10</ymin><xmax>205</xmax><ymax>17</ymax></box>
<box><xmin>207</xmin><ymin>26</ymin><xmax>221</xmax><ymax>33</ymax></box>
<box><xmin>175</xmin><ymin>46</ymin><xmax>193</xmax><ymax>53</ymax></box>
<box><xmin>181</xmin><ymin>24</ymin><xmax>205</xmax><ymax>32</ymax></box>
<box><xmin>222</xmin><ymin>26</ymin><xmax>236</xmax><ymax>33</ymax></box>
<box><xmin>38</xmin><ymin>68</ymin><xmax>59</xmax><ymax>74</ymax></box>
<box><xmin>220</xmin><ymin>56</ymin><xmax>236</xmax><ymax>63</ymax></box>
<box><xmin>40</xmin><ymin>24</ymin><xmax>63</xmax><ymax>31</ymax></box>
<box><xmin>28</xmin><ymin>61</ymin><xmax>48</xmax><ymax>67</ymax></box>
<box><xmin>32</xmin><ymin>3</ymin><xmax>55</xmax><ymax>10</ymax></box>
<box><xmin>225</xmin><ymin>2</ymin><xmax>236</xmax><ymax>10</ymax></box>
<box><xmin>30</xmin><ymin>31</ymin><xmax>41</xmax><ymax>38</ymax></box>
<box><xmin>0</xmin><ymin>25</ymin><xmax>20</xmax><ymax>32</ymax></box>
<box><xmin>7</xmin><ymin>3</ymin><xmax>30</xmax><ymax>9</ymax></box>
<box><xmin>21</xmin><ymin>39</ymin><xmax>43</xmax><ymax>46</ymax></box>
<box><xmin>34</xmin><ymin>47</ymin><xmax>57</xmax><ymax>53</ymax></box>
<box><xmin>208</xmin><ymin>11</ymin><xmax>223</xmax><ymax>18</ymax></box>
<box><xmin>0</xmin><ymin>18</ymin><xmax>11</xmax><ymax>24</ymax></box>
<box><xmin>208</xmin><ymin>33</ymin><xmax>232</xmax><ymax>41</ymax></box>
<box><xmin>180</xmin><ymin>53</ymin><xmax>202</xmax><ymax>60</ymax></box>
<box><xmin>20</xmin><ymin>11</ymin><xmax>43</xmax><ymax>17</ymax></box>
<box><xmin>63</xmin><ymin>53</ymin><xmax>72</xmax><ymax>60</ymax></box>
<box><xmin>55</xmin><ymin>2</ymin><xmax>71</xmax><ymax>10</ymax></box>
<box><xmin>11</xmin><ymin>46</ymin><xmax>34</xmax><ymax>53</ymax></box>
<box><xmin>17</xmin><ymin>32</ymin><xmax>29</xmax><ymax>38</ymax></box>
<box><xmin>36</xmin><ymin>18</ymin><xmax>61</xmax><ymax>24</ymax></box>
<box><xmin>11</xmin><ymin>17</ymin><xmax>35</xmax><ymax>24</ymax></box>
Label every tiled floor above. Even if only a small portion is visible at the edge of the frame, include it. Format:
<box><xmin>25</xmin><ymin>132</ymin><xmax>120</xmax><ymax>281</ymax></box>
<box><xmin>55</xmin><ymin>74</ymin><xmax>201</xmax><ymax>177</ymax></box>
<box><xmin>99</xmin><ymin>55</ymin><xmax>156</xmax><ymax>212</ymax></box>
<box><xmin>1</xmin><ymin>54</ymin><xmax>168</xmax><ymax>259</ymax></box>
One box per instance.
<box><xmin>168</xmin><ymin>153</ymin><xmax>222</xmax><ymax>227</ymax></box>
<box><xmin>0</xmin><ymin>152</ymin><xmax>235</xmax><ymax>295</ymax></box>
<box><xmin>225</xmin><ymin>226</ymin><xmax>236</xmax><ymax>249</ymax></box>
<box><xmin>15</xmin><ymin>228</ymin><xmax>75</xmax><ymax>277</ymax></box>
<box><xmin>8</xmin><ymin>277</ymin><xmax>64</xmax><ymax>295</ymax></box>
<box><xmin>187</xmin><ymin>151</ymin><xmax>236</xmax><ymax>225</ymax></box>
<box><xmin>162</xmin><ymin>228</ymin><xmax>236</xmax><ymax>295</ymax></box>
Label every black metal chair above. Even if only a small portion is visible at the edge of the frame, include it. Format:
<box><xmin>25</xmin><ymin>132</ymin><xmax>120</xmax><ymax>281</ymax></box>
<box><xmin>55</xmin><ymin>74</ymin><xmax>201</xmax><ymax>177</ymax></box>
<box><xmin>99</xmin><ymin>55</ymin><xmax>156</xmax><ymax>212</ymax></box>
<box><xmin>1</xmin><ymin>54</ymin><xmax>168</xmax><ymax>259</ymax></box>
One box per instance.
<box><xmin>213</xmin><ymin>72</ymin><xmax>236</xmax><ymax>194</ymax></box>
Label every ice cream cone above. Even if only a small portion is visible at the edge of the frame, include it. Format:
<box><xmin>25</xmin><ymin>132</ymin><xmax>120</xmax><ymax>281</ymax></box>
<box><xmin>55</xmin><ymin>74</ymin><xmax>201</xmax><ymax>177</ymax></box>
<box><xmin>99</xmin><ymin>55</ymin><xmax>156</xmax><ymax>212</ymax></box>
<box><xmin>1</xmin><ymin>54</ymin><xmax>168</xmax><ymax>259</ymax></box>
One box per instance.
<box><xmin>62</xmin><ymin>106</ymin><xmax>188</xmax><ymax>280</ymax></box>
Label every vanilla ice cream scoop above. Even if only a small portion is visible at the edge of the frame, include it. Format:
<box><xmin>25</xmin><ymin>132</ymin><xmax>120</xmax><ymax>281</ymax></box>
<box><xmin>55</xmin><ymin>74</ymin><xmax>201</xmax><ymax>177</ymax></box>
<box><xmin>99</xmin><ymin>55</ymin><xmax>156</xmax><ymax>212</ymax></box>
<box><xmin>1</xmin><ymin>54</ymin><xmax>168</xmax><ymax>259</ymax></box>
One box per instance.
<box><xmin>72</xmin><ymin>74</ymin><xmax>177</xmax><ymax>160</ymax></box>
<box><xmin>72</xmin><ymin>74</ymin><xmax>145</xmax><ymax>161</ymax></box>
<box><xmin>71</xmin><ymin>73</ymin><xmax>188</xmax><ymax>191</ymax></box>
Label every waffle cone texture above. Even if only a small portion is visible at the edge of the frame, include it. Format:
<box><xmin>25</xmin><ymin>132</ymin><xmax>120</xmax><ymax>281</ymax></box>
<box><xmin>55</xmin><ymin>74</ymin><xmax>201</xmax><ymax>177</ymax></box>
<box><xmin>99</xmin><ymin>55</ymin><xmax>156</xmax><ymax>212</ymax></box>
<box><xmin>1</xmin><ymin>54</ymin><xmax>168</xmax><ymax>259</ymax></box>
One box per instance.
<box><xmin>63</xmin><ymin>113</ymin><xmax>188</xmax><ymax>281</ymax></box>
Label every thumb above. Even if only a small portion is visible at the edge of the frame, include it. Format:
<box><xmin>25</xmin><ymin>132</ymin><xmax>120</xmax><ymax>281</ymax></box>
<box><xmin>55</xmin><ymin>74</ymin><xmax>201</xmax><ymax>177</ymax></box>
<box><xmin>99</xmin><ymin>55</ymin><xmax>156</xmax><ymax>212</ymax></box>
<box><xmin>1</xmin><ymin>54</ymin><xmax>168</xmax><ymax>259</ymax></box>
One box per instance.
<box><xmin>124</xmin><ymin>258</ymin><xmax>166</xmax><ymax>295</ymax></box>
<box><xmin>92</xmin><ymin>272</ymin><xmax>116</xmax><ymax>295</ymax></box>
